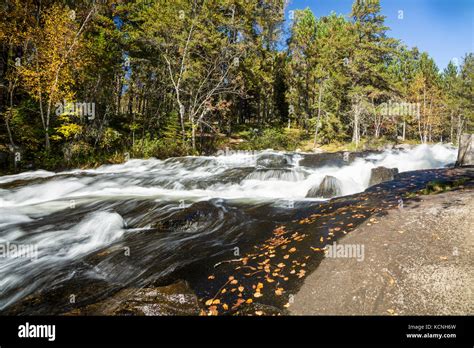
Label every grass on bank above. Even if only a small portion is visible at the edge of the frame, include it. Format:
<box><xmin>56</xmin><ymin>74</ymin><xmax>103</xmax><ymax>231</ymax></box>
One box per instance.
<box><xmin>404</xmin><ymin>178</ymin><xmax>469</xmax><ymax>198</ymax></box>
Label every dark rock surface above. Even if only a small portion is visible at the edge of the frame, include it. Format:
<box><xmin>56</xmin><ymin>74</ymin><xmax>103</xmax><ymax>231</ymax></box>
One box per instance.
<box><xmin>64</xmin><ymin>281</ymin><xmax>202</xmax><ymax>315</ymax></box>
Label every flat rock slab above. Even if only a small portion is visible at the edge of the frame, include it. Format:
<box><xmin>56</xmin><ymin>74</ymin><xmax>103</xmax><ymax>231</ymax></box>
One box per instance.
<box><xmin>64</xmin><ymin>281</ymin><xmax>202</xmax><ymax>316</ymax></box>
<box><xmin>290</xmin><ymin>189</ymin><xmax>474</xmax><ymax>315</ymax></box>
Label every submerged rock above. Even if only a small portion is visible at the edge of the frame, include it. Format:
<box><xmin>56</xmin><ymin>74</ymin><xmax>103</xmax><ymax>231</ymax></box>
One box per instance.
<box><xmin>369</xmin><ymin>166</ymin><xmax>399</xmax><ymax>187</ymax></box>
<box><xmin>306</xmin><ymin>175</ymin><xmax>342</xmax><ymax>198</ymax></box>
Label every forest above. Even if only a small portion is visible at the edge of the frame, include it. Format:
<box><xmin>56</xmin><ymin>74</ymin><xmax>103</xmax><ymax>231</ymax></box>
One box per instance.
<box><xmin>0</xmin><ymin>0</ymin><xmax>473</xmax><ymax>172</ymax></box>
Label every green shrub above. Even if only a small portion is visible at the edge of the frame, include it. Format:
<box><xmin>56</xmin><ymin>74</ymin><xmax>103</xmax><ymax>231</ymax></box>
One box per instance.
<box><xmin>132</xmin><ymin>136</ymin><xmax>189</xmax><ymax>159</ymax></box>
<box><xmin>236</xmin><ymin>128</ymin><xmax>303</xmax><ymax>151</ymax></box>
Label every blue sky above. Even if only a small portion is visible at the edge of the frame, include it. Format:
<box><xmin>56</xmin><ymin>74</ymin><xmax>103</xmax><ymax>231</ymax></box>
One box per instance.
<box><xmin>285</xmin><ymin>0</ymin><xmax>474</xmax><ymax>71</ymax></box>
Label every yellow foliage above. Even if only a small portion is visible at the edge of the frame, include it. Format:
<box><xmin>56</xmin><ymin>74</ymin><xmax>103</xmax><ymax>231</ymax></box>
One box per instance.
<box><xmin>54</xmin><ymin>123</ymin><xmax>83</xmax><ymax>140</ymax></box>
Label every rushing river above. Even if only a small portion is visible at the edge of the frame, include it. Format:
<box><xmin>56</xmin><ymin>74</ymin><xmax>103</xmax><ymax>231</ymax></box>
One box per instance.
<box><xmin>0</xmin><ymin>144</ymin><xmax>457</xmax><ymax>314</ymax></box>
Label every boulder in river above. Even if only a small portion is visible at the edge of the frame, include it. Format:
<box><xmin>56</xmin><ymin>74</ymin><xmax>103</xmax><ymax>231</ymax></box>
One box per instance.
<box><xmin>369</xmin><ymin>166</ymin><xmax>399</xmax><ymax>187</ymax></box>
<box><xmin>256</xmin><ymin>153</ymin><xmax>289</xmax><ymax>168</ymax></box>
<box><xmin>298</xmin><ymin>151</ymin><xmax>381</xmax><ymax>168</ymax></box>
<box><xmin>306</xmin><ymin>175</ymin><xmax>342</xmax><ymax>198</ymax></box>
<box><xmin>456</xmin><ymin>134</ymin><xmax>474</xmax><ymax>167</ymax></box>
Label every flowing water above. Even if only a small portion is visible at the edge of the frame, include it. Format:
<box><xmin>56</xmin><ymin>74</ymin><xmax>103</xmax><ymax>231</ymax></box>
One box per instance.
<box><xmin>0</xmin><ymin>144</ymin><xmax>457</xmax><ymax>314</ymax></box>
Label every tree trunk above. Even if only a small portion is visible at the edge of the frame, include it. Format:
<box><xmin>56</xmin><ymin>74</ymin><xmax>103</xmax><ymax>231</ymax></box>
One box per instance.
<box><xmin>450</xmin><ymin>113</ymin><xmax>454</xmax><ymax>143</ymax></box>
<box><xmin>45</xmin><ymin>98</ymin><xmax>52</xmax><ymax>151</ymax></box>
<box><xmin>191</xmin><ymin>118</ymin><xmax>196</xmax><ymax>152</ymax></box>
<box><xmin>5</xmin><ymin>87</ymin><xmax>15</xmax><ymax>147</ymax></box>
<box><xmin>352</xmin><ymin>106</ymin><xmax>360</xmax><ymax>146</ymax></box>
<box><xmin>313</xmin><ymin>83</ymin><xmax>323</xmax><ymax>148</ymax></box>
<box><xmin>179</xmin><ymin>103</ymin><xmax>186</xmax><ymax>144</ymax></box>
<box><xmin>34</xmin><ymin>47</ymin><xmax>48</xmax><ymax>151</ymax></box>
<box><xmin>456</xmin><ymin>115</ymin><xmax>464</xmax><ymax>145</ymax></box>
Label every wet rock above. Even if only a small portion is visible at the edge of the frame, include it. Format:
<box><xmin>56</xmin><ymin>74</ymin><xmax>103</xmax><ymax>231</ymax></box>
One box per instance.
<box><xmin>163</xmin><ymin>157</ymin><xmax>218</xmax><ymax>170</ymax></box>
<box><xmin>64</xmin><ymin>281</ymin><xmax>202</xmax><ymax>316</ymax></box>
<box><xmin>246</xmin><ymin>168</ymin><xmax>308</xmax><ymax>182</ymax></box>
<box><xmin>369</xmin><ymin>166</ymin><xmax>399</xmax><ymax>187</ymax></box>
<box><xmin>234</xmin><ymin>302</ymin><xmax>289</xmax><ymax>316</ymax></box>
<box><xmin>306</xmin><ymin>175</ymin><xmax>342</xmax><ymax>198</ymax></box>
<box><xmin>299</xmin><ymin>151</ymin><xmax>380</xmax><ymax>168</ymax></box>
<box><xmin>256</xmin><ymin>153</ymin><xmax>289</xmax><ymax>168</ymax></box>
<box><xmin>456</xmin><ymin>134</ymin><xmax>474</xmax><ymax>166</ymax></box>
<box><xmin>299</xmin><ymin>153</ymin><xmax>345</xmax><ymax>167</ymax></box>
<box><xmin>394</xmin><ymin>144</ymin><xmax>413</xmax><ymax>150</ymax></box>
<box><xmin>186</xmin><ymin>167</ymin><xmax>255</xmax><ymax>189</ymax></box>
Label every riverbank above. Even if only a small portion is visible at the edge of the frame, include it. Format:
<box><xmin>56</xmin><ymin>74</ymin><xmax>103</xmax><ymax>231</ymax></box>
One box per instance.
<box><xmin>0</xmin><ymin>137</ymin><xmax>435</xmax><ymax>176</ymax></box>
<box><xmin>290</xmin><ymin>187</ymin><xmax>474</xmax><ymax>315</ymax></box>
